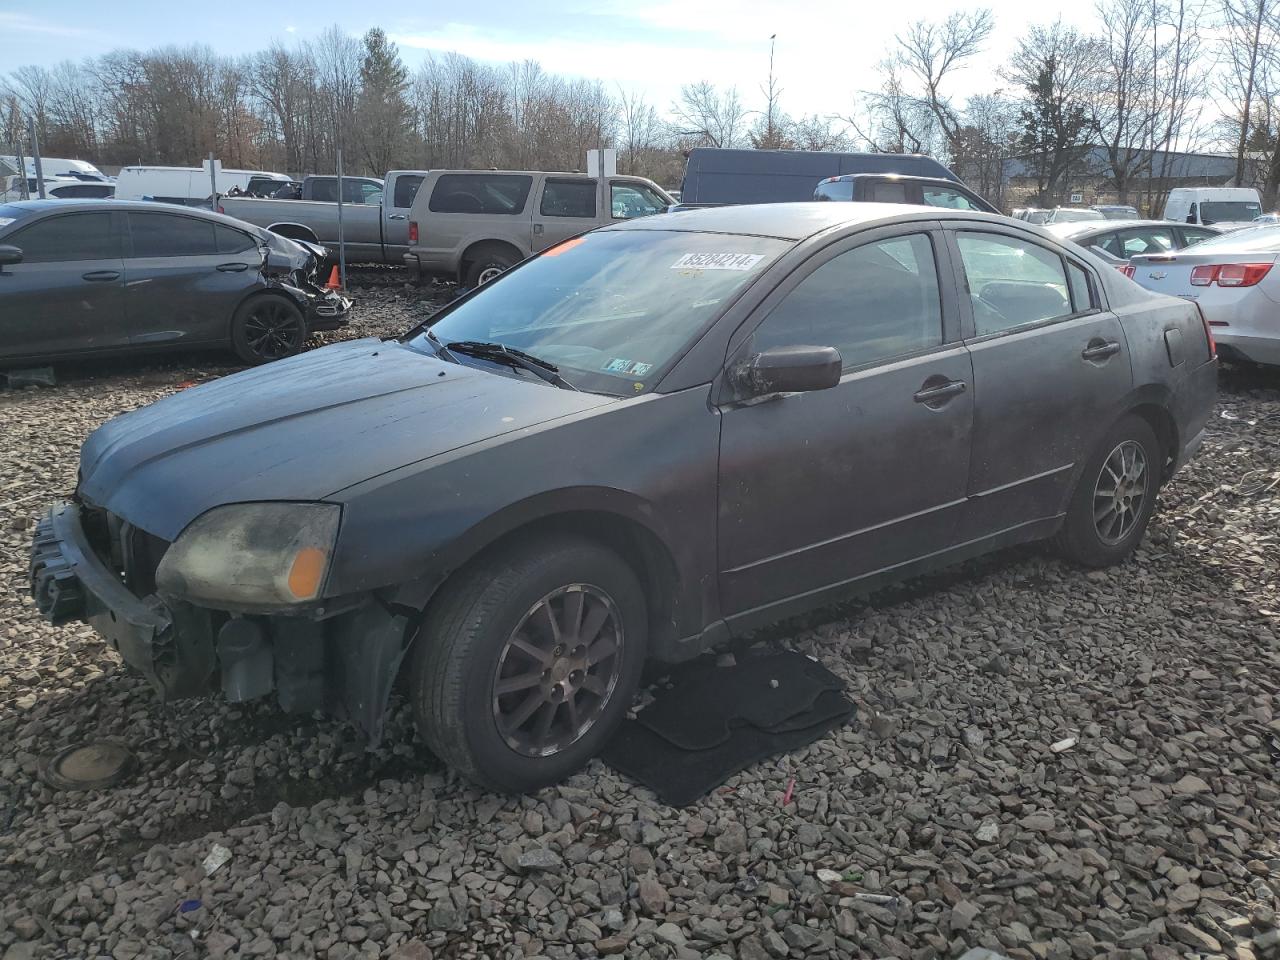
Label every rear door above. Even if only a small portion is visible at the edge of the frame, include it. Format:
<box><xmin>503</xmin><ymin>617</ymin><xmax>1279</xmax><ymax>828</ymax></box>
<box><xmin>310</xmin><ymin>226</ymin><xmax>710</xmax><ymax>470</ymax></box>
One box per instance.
<box><xmin>383</xmin><ymin>171</ymin><xmax>426</xmax><ymax>257</ymax></box>
<box><xmin>123</xmin><ymin>211</ymin><xmax>260</xmax><ymax>347</ymax></box>
<box><xmin>416</xmin><ymin>173</ymin><xmax>535</xmax><ymax>269</ymax></box>
<box><xmin>0</xmin><ymin>209</ymin><xmax>129</xmax><ymax>359</ymax></box>
<box><xmin>531</xmin><ymin>177</ymin><xmax>597</xmax><ymax>253</ymax></box>
<box><xmin>946</xmin><ymin>224</ymin><xmax>1132</xmax><ymax>536</ymax></box>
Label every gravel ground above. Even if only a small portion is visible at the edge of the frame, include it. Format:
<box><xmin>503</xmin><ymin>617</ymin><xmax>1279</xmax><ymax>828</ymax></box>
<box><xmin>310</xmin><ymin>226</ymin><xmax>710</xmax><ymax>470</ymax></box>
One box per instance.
<box><xmin>2</xmin><ymin>280</ymin><xmax>1280</xmax><ymax>960</ymax></box>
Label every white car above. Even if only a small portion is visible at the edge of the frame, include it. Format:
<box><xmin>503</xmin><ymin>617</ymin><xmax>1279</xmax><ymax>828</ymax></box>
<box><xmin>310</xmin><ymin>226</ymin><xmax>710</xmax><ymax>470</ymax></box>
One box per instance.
<box><xmin>0</xmin><ymin>175</ymin><xmax>115</xmax><ymax>202</ymax></box>
<box><xmin>1128</xmin><ymin>224</ymin><xmax>1280</xmax><ymax>366</ymax></box>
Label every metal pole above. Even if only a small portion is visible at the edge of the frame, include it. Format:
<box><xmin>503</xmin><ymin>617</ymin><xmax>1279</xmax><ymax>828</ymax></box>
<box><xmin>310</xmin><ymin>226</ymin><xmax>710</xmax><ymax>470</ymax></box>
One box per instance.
<box><xmin>209</xmin><ymin>151</ymin><xmax>218</xmax><ymax>211</ymax></box>
<box><xmin>335</xmin><ymin>147</ymin><xmax>346</xmax><ymax>291</ymax></box>
<box><xmin>15</xmin><ymin>136</ymin><xmax>28</xmax><ymax>201</ymax></box>
<box><xmin>28</xmin><ymin>118</ymin><xmax>45</xmax><ymax>199</ymax></box>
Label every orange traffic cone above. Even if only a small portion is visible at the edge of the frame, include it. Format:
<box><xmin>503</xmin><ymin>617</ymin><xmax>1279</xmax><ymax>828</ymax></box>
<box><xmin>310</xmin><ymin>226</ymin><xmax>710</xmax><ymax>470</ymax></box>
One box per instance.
<box><xmin>325</xmin><ymin>265</ymin><xmax>340</xmax><ymax>290</ymax></box>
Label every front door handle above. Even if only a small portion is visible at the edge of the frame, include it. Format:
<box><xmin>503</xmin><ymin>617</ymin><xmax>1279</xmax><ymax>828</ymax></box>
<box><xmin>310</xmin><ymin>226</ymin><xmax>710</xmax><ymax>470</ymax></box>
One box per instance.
<box><xmin>1082</xmin><ymin>339</ymin><xmax>1121</xmax><ymax>361</ymax></box>
<box><xmin>81</xmin><ymin>270</ymin><xmax>120</xmax><ymax>281</ymax></box>
<box><xmin>387</xmin><ymin>214</ymin><xmax>407</xmax><ymax>221</ymax></box>
<box><xmin>913</xmin><ymin>379</ymin><xmax>967</xmax><ymax>405</ymax></box>
<box><xmin>216</xmin><ymin>262</ymin><xmax>250</xmax><ymax>272</ymax></box>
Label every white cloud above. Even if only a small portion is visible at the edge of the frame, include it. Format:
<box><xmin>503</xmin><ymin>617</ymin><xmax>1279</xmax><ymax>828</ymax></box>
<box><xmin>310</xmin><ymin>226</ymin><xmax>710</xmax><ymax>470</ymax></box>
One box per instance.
<box><xmin>285</xmin><ymin>25</ymin><xmax>297</xmax><ymax>34</ymax></box>
<box><xmin>0</xmin><ymin>11</ymin><xmax>96</xmax><ymax>38</ymax></box>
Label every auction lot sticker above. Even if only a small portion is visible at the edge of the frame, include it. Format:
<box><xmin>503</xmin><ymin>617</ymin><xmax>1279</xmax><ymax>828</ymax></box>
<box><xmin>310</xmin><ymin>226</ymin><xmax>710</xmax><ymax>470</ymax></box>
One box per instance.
<box><xmin>670</xmin><ymin>252</ymin><xmax>765</xmax><ymax>271</ymax></box>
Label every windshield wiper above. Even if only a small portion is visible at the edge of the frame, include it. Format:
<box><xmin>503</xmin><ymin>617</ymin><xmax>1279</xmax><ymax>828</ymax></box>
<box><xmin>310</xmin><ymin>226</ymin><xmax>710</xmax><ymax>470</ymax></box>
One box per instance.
<box><xmin>446</xmin><ymin>340</ymin><xmax>579</xmax><ymax>391</ymax></box>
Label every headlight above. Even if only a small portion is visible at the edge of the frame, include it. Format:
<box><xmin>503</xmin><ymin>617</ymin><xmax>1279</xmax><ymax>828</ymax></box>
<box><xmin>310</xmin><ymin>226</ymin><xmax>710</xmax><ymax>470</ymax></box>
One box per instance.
<box><xmin>156</xmin><ymin>502</ymin><xmax>340</xmax><ymax>607</ymax></box>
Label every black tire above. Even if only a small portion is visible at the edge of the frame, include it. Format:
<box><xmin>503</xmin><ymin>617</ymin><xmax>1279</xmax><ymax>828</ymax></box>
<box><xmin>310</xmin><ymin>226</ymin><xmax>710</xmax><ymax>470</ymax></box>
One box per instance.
<box><xmin>231</xmin><ymin>295</ymin><xmax>307</xmax><ymax>365</ymax></box>
<box><xmin>1055</xmin><ymin>413</ymin><xmax>1162</xmax><ymax>567</ymax></box>
<box><xmin>463</xmin><ymin>247</ymin><xmax>519</xmax><ymax>288</ymax></box>
<box><xmin>410</xmin><ymin>537</ymin><xmax>647</xmax><ymax>793</ymax></box>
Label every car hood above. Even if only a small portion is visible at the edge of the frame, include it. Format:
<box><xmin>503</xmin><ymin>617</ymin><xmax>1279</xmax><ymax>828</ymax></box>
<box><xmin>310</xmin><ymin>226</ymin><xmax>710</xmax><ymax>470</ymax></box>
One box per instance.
<box><xmin>79</xmin><ymin>338</ymin><xmax>615</xmax><ymax>540</ymax></box>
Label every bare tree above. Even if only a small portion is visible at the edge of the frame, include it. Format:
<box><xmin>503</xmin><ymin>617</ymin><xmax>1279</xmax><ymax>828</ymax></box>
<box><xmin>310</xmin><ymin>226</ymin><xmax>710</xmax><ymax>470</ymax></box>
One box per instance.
<box><xmin>1220</xmin><ymin>0</ymin><xmax>1279</xmax><ymax>184</ymax></box>
<box><xmin>670</xmin><ymin>81</ymin><xmax>745</xmax><ymax>148</ymax></box>
<box><xmin>750</xmin><ymin>35</ymin><xmax>790</xmax><ymax>149</ymax></box>
<box><xmin>895</xmin><ymin>10</ymin><xmax>995</xmax><ymax>157</ymax></box>
<box><xmin>1089</xmin><ymin>0</ymin><xmax>1157</xmax><ymax>203</ymax></box>
<box><xmin>618</xmin><ymin>87</ymin><xmax>666</xmax><ymax>174</ymax></box>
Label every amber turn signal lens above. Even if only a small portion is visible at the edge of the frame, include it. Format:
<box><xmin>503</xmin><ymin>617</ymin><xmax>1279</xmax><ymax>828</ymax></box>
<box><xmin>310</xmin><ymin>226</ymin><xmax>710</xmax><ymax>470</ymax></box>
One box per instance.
<box><xmin>287</xmin><ymin>546</ymin><xmax>328</xmax><ymax>600</ymax></box>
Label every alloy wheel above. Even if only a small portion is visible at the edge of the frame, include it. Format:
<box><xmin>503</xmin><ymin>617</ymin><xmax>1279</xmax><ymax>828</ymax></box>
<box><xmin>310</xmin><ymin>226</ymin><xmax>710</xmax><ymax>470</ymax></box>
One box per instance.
<box><xmin>242</xmin><ymin>301</ymin><xmax>304</xmax><ymax>361</ymax></box>
<box><xmin>1093</xmin><ymin>439</ymin><xmax>1149</xmax><ymax>545</ymax></box>
<box><xmin>476</xmin><ymin>265</ymin><xmax>505</xmax><ymax>285</ymax></box>
<box><xmin>491</xmin><ymin>584</ymin><xmax>624</xmax><ymax>758</ymax></box>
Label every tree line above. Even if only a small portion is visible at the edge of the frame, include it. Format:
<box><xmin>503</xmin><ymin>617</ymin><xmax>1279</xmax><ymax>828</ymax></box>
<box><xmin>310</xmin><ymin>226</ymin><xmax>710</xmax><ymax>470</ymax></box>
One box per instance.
<box><xmin>3</xmin><ymin>1</ymin><xmax>1280</xmax><ymax>207</ymax></box>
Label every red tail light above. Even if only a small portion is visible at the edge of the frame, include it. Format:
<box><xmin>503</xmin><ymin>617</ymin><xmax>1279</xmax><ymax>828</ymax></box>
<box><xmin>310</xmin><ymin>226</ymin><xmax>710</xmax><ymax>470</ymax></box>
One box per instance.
<box><xmin>1190</xmin><ymin>262</ymin><xmax>1273</xmax><ymax>287</ymax></box>
<box><xmin>1121</xmin><ymin>264</ymin><xmax>1135</xmax><ymax>278</ymax></box>
<box><xmin>1192</xmin><ymin>301</ymin><xmax>1216</xmax><ymax>359</ymax></box>
<box><xmin>409</xmin><ymin>221</ymin><xmax>418</xmax><ymax>243</ymax></box>
<box><xmin>216</xmin><ymin>204</ymin><xmax>224</xmax><ymax>214</ymax></box>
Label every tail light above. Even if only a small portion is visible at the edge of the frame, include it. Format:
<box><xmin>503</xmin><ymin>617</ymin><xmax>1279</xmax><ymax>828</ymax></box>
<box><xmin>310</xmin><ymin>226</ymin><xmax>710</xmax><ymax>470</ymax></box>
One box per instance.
<box><xmin>216</xmin><ymin>204</ymin><xmax>224</xmax><ymax>214</ymax></box>
<box><xmin>1192</xmin><ymin>301</ymin><xmax>1216</xmax><ymax>359</ymax></box>
<box><xmin>409</xmin><ymin>221</ymin><xmax>418</xmax><ymax>243</ymax></box>
<box><xmin>1190</xmin><ymin>263</ymin><xmax>1273</xmax><ymax>287</ymax></box>
<box><xmin>1121</xmin><ymin>264</ymin><xmax>1135</xmax><ymax>278</ymax></box>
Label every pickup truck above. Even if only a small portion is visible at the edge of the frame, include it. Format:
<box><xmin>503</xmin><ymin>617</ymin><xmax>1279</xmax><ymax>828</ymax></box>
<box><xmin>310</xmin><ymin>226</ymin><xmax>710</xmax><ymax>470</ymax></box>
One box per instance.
<box><xmin>405</xmin><ymin>170</ymin><xmax>672</xmax><ymax>286</ymax></box>
<box><xmin>218</xmin><ymin>172</ymin><xmax>424</xmax><ymax>264</ymax></box>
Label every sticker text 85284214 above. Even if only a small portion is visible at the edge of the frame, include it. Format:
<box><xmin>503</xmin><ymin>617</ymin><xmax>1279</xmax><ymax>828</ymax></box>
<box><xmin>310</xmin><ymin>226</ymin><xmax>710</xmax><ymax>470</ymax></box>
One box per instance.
<box><xmin>670</xmin><ymin>252</ymin><xmax>765</xmax><ymax>271</ymax></box>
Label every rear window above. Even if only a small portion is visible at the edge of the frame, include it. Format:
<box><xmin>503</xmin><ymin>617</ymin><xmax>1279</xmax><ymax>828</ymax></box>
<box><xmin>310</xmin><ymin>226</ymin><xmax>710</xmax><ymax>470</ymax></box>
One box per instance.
<box><xmin>7</xmin><ymin>212</ymin><xmax>116</xmax><ymax>262</ymax></box>
<box><xmin>814</xmin><ymin>180</ymin><xmax>853</xmax><ymax>202</ymax></box>
<box><xmin>429</xmin><ymin>174</ymin><xmax>533</xmax><ymax>215</ymax></box>
<box><xmin>1181</xmin><ymin>224</ymin><xmax>1280</xmax><ymax>254</ymax></box>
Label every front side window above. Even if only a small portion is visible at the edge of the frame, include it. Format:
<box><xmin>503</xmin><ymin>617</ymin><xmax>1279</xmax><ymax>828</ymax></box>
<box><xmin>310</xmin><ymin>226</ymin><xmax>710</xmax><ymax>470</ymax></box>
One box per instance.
<box><xmin>393</xmin><ymin>174</ymin><xmax>424</xmax><ymax>209</ymax></box>
<box><xmin>956</xmin><ymin>232</ymin><xmax>1071</xmax><ymax>335</ymax></box>
<box><xmin>922</xmin><ymin>187</ymin><xmax>979</xmax><ymax>211</ymax></box>
<box><xmin>129</xmin><ymin>213</ymin><xmax>218</xmax><ymax>258</ymax></box>
<box><xmin>9</xmin><ymin>213</ymin><xmax>116</xmax><ymax>262</ymax></box>
<box><xmin>429</xmin><ymin>174</ymin><xmax>533</xmax><ymax>215</ymax></box>
<box><xmin>541</xmin><ymin>179</ymin><xmax>596</xmax><ymax>218</ymax></box>
<box><xmin>752</xmin><ymin>233</ymin><xmax>944</xmax><ymax>370</ymax></box>
<box><xmin>610</xmin><ymin>182</ymin><xmax>668</xmax><ymax>219</ymax></box>
<box><xmin>410</xmin><ymin>230</ymin><xmax>788</xmax><ymax>395</ymax></box>
<box><xmin>344</xmin><ymin>180</ymin><xmax>383</xmax><ymax>204</ymax></box>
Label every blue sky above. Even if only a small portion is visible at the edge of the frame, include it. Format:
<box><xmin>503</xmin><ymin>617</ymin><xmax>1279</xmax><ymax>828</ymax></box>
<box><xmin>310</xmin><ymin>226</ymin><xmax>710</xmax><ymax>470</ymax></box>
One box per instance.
<box><xmin>0</xmin><ymin>0</ymin><xmax>1086</xmax><ymax>120</ymax></box>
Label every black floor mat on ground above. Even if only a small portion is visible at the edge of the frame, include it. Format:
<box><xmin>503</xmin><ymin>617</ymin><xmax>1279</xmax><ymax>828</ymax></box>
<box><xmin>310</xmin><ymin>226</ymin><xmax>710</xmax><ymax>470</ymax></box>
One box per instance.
<box><xmin>601</xmin><ymin>652</ymin><xmax>855</xmax><ymax>806</ymax></box>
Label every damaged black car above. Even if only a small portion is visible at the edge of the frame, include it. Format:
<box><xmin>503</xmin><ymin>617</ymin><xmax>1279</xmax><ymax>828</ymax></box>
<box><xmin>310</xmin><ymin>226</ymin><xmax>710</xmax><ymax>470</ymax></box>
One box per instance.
<box><xmin>30</xmin><ymin>204</ymin><xmax>1215</xmax><ymax>793</ymax></box>
<box><xmin>0</xmin><ymin>199</ymin><xmax>349</xmax><ymax>366</ymax></box>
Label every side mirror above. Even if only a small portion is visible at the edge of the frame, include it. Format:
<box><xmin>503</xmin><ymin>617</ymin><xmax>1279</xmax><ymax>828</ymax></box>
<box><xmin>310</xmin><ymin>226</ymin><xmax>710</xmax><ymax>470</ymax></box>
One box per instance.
<box><xmin>732</xmin><ymin>344</ymin><xmax>842</xmax><ymax>398</ymax></box>
<box><xmin>0</xmin><ymin>245</ymin><xmax>22</xmax><ymax>271</ymax></box>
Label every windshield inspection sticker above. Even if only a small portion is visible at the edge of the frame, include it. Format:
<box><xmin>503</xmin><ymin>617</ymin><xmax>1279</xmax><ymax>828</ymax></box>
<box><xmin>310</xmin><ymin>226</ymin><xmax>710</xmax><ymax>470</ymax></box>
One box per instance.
<box><xmin>670</xmin><ymin>252</ymin><xmax>765</xmax><ymax>271</ymax></box>
<box><xmin>603</xmin><ymin>358</ymin><xmax>653</xmax><ymax>376</ymax></box>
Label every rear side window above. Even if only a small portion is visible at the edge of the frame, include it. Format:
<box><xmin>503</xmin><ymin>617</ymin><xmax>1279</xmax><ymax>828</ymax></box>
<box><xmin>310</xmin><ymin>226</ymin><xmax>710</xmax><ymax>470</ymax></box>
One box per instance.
<box><xmin>429</xmin><ymin>174</ymin><xmax>533</xmax><ymax>215</ymax></box>
<box><xmin>1180</xmin><ymin>227</ymin><xmax>1216</xmax><ymax>246</ymax></box>
<box><xmin>9</xmin><ymin>212</ymin><xmax>116</xmax><ymax>262</ymax></box>
<box><xmin>866</xmin><ymin>181</ymin><xmax>909</xmax><ymax>203</ymax></box>
<box><xmin>1067</xmin><ymin>262</ymin><xmax>1094</xmax><ymax>312</ymax></box>
<box><xmin>393</xmin><ymin>174</ymin><xmax>424</xmax><ymax>209</ymax></box>
<box><xmin>129</xmin><ymin>213</ymin><xmax>218</xmax><ymax>258</ymax></box>
<box><xmin>922</xmin><ymin>186</ymin><xmax>980</xmax><ymax>211</ymax></box>
<box><xmin>1117</xmin><ymin>227</ymin><xmax>1175</xmax><ymax>256</ymax></box>
<box><xmin>215</xmin><ymin>224</ymin><xmax>257</xmax><ymax>254</ymax></box>
<box><xmin>1091</xmin><ymin>232</ymin><xmax>1123</xmax><ymax>258</ymax></box>
<box><xmin>956</xmin><ymin>232</ymin><xmax>1071</xmax><ymax>335</ymax></box>
<box><xmin>540</xmin><ymin>179</ymin><xmax>596</xmax><ymax>218</ymax></box>
<box><xmin>814</xmin><ymin>180</ymin><xmax>854</xmax><ymax>202</ymax></box>
<box><xmin>752</xmin><ymin>233</ymin><xmax>943</xmax><ymax>369</ymax></box>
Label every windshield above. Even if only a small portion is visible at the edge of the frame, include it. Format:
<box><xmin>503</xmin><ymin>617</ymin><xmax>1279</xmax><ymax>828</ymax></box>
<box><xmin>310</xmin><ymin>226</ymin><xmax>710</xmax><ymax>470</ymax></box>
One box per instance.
<box><xmin>1098</xmin><ymin>207</ymin><xmax>1138</xmax><ymax>220</ymax></box>
<box><xmin>407</xmin><ymin>229</ymin><xmax>789</xmax><ymax>395</ymax></box>
<box><xmin>1181</xmin><ymin>224</ymin><xmax>1280</xmax><ymax>254</ymax></box>
<box><xmin>1052</xmin><ymin>209</ymin><xmax>1104</xmax><ymax>222</ymax></box>
<box><xmin>1200</xmin><ymin>200</ymin><xmax>1262</xmax><ymax>223</ymax></box>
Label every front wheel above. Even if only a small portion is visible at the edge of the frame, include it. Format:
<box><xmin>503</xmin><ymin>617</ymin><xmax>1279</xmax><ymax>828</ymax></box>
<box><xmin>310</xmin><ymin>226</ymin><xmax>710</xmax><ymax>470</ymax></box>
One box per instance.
<box><xmin>410</xmin><ymin>537</ymin><xmax>647</xmax><ymax>792</ymax></box>
<box><xmin>231</xmin><ymin>295</ymin><xmax>307</xmax><ymax>365</ymax></box>
<box><xmin>463</xmin><ymin>248</ymin><xmax>519</xmax><ymax>288</ymax></box>
<box><xmin>1055</xmin><ymin>414</ymin><xmax>1162</xmax><ymax>567</ymax></box>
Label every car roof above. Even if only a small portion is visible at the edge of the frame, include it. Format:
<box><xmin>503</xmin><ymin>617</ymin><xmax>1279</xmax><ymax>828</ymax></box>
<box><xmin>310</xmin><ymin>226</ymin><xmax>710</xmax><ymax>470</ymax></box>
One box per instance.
<box><xmin>607</xmin><ymin>202</ymin><xmax>1014</xmax><ymax>240</ymax></box>
<box><xmin>1048</xmin><ymin>218</ymin><xmax>1189</xmax><ymax>237</ymax></box>
<box><xmin>0</xmin><ymin>198</ymin><xmax>270</xmax><ymax>231</ymax></box>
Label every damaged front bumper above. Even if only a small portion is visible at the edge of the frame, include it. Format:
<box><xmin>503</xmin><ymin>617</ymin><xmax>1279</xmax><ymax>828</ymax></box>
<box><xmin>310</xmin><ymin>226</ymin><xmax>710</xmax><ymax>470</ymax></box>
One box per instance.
<box><xmin>30</xmin><ymin>502</ymin><xmax>407</xmax><ymax>741</ymax></box>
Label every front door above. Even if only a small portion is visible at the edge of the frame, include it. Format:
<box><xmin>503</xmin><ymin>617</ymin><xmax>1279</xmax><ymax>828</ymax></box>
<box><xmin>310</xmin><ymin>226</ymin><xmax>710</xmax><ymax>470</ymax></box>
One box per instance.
<box><xmin>0</xmin><ymin>209</ymin><xmax>129</xmax><ymax>360</ymax></box>
<box><xmin>383</xmin><ymin>172</ymin><xmax>425</xmax><ymax>256</ymax></box>
<box><xmin>531</xmin><ymin>177</ymin><xmax>598</xmax><ymax>253</ymax></box>
<box><xmin>123</xmin><ymin>211</ymin><xmax>258</xmax><ymax>347</ymax></box>
<box><xmin>717</xmin><ymin>226</ymin><xmax>974</xmax><ymax>619</ymax></box>
<box><xmin>945</xmin><ymin>225</ymin><xmax>1133</xmax><ymax>536</ymax></box>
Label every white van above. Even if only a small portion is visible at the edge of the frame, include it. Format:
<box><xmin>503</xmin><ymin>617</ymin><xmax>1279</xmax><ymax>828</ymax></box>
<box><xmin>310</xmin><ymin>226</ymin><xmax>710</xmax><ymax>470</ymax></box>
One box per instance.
<box><xmin>1164</xmin><ymin>187</ymin><xmax>1262</xmax><ymax>230</ymax></box>
<box><xmin>114</xmin><ymin>166</ymin><xmax>292</xmax><ymax>207</ymax></box>
<box><xmin>0</xmin><ymin>155</ymin><xmax>110</xmax><ymax>182</ymax></box>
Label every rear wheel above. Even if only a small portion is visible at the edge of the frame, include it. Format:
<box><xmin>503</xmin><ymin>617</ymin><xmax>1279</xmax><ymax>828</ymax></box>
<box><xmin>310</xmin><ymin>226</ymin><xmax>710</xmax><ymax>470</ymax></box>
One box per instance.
<box><xmin>410</xmin><ymin>537</ymin><xmax>647</xmax><ymax>792</ymax></box>
<box><xmin>231</xmin><ymin>295</ymin><xmax>306</xmax><ymax>365</ymax></box>
<box><xmin>1055</xmin><ymin>414</ymin><xmax>1161</xmax><ymax>567</ymax></box>
<box><xmin>463</xmin><ymin>247</ymin><xmax>519</xmax><ymax>288</ymax></box>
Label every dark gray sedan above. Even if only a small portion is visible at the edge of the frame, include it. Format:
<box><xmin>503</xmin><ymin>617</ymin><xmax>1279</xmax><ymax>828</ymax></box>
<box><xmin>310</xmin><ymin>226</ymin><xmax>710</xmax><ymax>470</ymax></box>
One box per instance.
<box><xmin>30</xmin><ymin>203</ymin><xmax>1216</xmax><ymax>792</ymax></box>
<box><xmin>0</xmin><ymin>199</ymin><xmax>350</xmax><ymax>366</ymax></box>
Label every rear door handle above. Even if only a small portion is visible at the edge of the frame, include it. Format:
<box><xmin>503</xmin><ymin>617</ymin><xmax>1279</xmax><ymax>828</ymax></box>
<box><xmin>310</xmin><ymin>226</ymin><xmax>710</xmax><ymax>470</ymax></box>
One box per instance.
<box><xmin>913</xmin><ymin>379</ymin><xmax>967</xmax><ymax>405</ymax></box>
<box><xmin>1082</xmin><ymin>339</ymin><xmax>1121</xmax><ymax>361</ymax></box>
<box><xmin>81</xmin><ymin>270</ymin><xmax>120</xmax><ymax>281</ymax></box>
<box><xmin>388</xmin><ymin>214</ymin><xmax>407</xmax><ymax>221</ymax></box>
<box><xmin>533</xmin><ymin>223</ymin><xmax>545</xmax><ymax>235</ymax></box>
<box><xmin>216</xmin><ymin>262</ymin><xmax>250</xmax><ymax>272</ymax></box>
